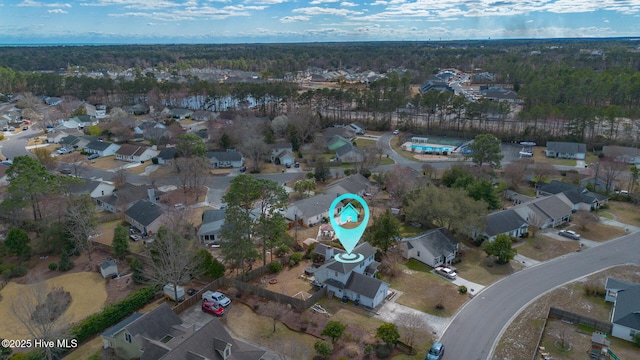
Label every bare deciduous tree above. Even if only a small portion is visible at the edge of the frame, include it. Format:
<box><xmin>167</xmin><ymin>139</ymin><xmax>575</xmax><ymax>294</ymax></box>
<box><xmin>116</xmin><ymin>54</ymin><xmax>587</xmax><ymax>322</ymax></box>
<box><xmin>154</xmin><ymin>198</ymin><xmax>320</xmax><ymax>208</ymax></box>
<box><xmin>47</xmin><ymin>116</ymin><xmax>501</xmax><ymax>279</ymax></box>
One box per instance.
<box><xmin>65</xmin><ymin>194</ymin><xmax>98</xmax><ymax>260</ymax></box>
<box><xmin>598</xmin><ymin>157</ymin><xmax>627</xmax><ymax>192</ymax></box>
<box><xmin>11</xmin><ymin>279</ymin><xmax>71</xmax><ymax>360</ymax></box>
<box><xmin>573</xmin><ymin>210</ymin><xmax>599</xmax><ymax>231</ymax></box>
<box><xmin>397</xmin><ymin>312</ymin><xmax>432</xmax><ymax>349</ymax></box>
<box><xmin>173</xmin><ymin>156</ymin><xmax>210</xmax><ymax>199</ymax></box>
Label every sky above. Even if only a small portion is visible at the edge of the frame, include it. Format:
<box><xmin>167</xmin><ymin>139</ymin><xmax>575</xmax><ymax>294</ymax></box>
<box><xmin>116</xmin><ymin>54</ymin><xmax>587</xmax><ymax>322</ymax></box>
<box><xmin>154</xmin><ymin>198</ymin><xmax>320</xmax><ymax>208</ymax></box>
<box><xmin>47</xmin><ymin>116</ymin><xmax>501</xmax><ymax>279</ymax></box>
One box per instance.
<box><xmin>1</xmin><ymin>0</ymin><xmax>640</xmax><ymax>44</ymax></box>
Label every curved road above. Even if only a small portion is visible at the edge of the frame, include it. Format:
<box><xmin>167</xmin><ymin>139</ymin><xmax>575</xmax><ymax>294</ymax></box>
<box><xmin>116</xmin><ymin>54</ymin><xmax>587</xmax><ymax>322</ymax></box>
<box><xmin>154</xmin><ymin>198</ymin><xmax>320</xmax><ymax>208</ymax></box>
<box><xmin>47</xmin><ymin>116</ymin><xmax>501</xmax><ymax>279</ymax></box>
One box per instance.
<box><xmin>440</xmin><ymin>232</ymin><xmax>640</xmax><ymax>360</ymax></box>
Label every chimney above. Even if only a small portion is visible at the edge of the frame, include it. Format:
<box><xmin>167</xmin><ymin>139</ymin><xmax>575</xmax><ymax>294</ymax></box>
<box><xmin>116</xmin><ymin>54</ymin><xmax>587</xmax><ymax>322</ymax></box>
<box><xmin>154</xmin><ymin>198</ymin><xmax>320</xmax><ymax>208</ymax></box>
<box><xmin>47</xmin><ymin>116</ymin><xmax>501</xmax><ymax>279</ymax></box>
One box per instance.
<box><xmin>326</xmin><ymin>246</ymin><xmax>334</xmax><ymax>259</ymax></box>
<box><xmin>147</xmin><ymin>188</ymin><xmax>155</xmax><ymax>203</ymax></box>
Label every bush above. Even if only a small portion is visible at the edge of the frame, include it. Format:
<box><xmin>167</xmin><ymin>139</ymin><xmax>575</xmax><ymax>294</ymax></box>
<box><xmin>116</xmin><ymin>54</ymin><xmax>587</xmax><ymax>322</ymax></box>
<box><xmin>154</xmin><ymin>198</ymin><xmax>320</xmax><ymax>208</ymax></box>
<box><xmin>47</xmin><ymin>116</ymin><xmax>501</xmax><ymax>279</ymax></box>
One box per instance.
<box><xmin>58</xmin><ymin>250</ymin><xmax>74</xmax><ymax>272</ymax></box>
<box><xmin>269</xmin><ymin>261</ymin><xmax>283</xmax><ymax>273</ymax></box>
<box><xmin>584</xmin><ymin>282</ymin><xmax>606</xmax><ymax>297</ymax></box>
<box><xmin>458</xmin><ymin>285</ymin><xmax>468</xmax><ymax>294</ymax></box>
<box><xmin>48</xmin><ymin>262</ymin><xmax>58</xmax><ymax>271</ymax></box>
<box><xmin>289</xmin><ymin>252</ymin><xmax>303</xmax><ymax>266</ymax></box>
<box><xmin>71</xmin><ymin>286</ymin><xmax>157</xmax><ymax>343</ymax></box>
<box><xmin>9</xmin><ymin>265</ymin><xmax>28</xmax><ymax>278</ymax></box>
<box><xmin>375</xmin><ymin>344</ymin><xmax>391</xmax><ymax>359</ymax></box>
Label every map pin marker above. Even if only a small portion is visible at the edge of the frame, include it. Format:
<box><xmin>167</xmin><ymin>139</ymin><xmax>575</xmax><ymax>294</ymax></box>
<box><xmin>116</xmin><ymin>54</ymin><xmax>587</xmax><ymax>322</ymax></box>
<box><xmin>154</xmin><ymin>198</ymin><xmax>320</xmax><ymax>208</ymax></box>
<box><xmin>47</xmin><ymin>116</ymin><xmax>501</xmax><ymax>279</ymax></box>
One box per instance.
<box><xmin>329</xmin><ymin>193</ymin><xmax>370</xmax><ymax>263</ymax></box>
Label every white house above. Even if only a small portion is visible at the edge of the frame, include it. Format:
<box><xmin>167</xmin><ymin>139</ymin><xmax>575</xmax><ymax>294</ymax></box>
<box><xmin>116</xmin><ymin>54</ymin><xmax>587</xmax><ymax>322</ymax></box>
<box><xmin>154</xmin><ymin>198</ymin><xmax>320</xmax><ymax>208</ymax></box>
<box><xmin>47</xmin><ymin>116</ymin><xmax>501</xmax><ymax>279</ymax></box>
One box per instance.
<box><xmin>85</xmin><ymin>140</ymin><xmax>121</xmax><ymax>157</ymax></box>
<box><xmin>99</xmin><ymin>260</ymin><xmax>118</xmax><ymax>278</ymax></box>
<box><xmin>605</xmin><ymin>278</ymin><xmax>640</xmax><ymax>342</ymax></box>
<box><xmin>284</xmin><ymin>192</ymin><xmax>343</xmax><ymax>227</ymax></box>
<box><xmin>115</xmin><ymin>144</ymin><xmax>158</xmax><ymax>163</ymax></box>
<box><xmin>400</xmin><ymin>228</ymin><xmax>459</xmax><ymax>268</ymax></box>
<box><xmin>545</xmin><ymin>141</ymin><xmax>587</xmax><ymax>160</ymax></box>
<box><xmin>206</xmin><ymin>151</ymin><xmax>243</xmax><ymax>168</ymax></box>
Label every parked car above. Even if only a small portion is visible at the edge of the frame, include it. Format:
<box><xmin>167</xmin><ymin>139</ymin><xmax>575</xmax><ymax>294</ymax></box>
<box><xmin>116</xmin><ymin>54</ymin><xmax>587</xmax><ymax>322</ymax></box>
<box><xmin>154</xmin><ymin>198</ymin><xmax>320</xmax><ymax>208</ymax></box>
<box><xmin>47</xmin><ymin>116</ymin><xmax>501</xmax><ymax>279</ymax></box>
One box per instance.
<box><xmin>60</xmin><ymin>168</ymin><xmax>72</xmax><ymax>175</ymax></box>
<box><xmin>202</xmin><ymin>290</ymin><xmax>232</xmax><ymax>307</ymax></box>
<box><xmin>615</xmin><ymin>190</ymin><xmax>629</xmax><ymax>195</ymax></box>
<box><xmin>558</xmin><ymin>230</ymin><xmax>580</xmax><ymax>240</ymax></box>
<box><xmin>201</xmin><ymin>300</ymin><xmax>225</xmax><ymax>317</ymax></box>
<box><xmin>294</xmin><ymin>162</ymin><xmax>300</xmax><ymax>168</ymax></box>
<box><xmin>435</xmin><ymin>266</ymin><xmax>457</xmax><ymax>280</ymax></box>
<box><xmin>56</xmin><ymin>148</ymin><xmax>70</xmax><ymax>155</ymax></box>
<box><xmin>393</xmin><ymin>129</ymin><xmax>399</xmax><ymax>135</ymax></box>
<box><xmin>22</xmin><ymin>126</ymin><xmax>28</xmax><ymax>131</ymax></box>
<box><xmin>285</xmin><ymin>163</ymin><xmax>291</xmax><ymax>168</ymax></box>
<box><xmin>129</xmin><ymin>234</ymin><xmax>142</xmax><ymax>242</ymax></box>
<box><xmin>88</xmin><ymin>153</ymin><xmax>99</xmax><ymax>160</ymax></box>
<box><xmin>239</xmin><ymin>166</ymin><xmax>247</xmax><ymax>173</ymax></box>
<box><xmin>426</xmin><ymin>341</ymin><xmax>445</xmax><ymax>360</ymax></box>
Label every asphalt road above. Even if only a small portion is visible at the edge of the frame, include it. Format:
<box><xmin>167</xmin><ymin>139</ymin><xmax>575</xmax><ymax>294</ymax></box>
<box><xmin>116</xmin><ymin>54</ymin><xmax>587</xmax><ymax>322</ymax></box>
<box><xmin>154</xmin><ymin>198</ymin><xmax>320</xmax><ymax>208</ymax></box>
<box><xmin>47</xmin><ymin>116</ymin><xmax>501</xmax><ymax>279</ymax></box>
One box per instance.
<box><xmin>440</xmin><ymin>231</ymin><xmax>640</xmax><ymax>360</ymax></box>
<box><xmin>0</xmin><ymin>127</ymin><xmax>36</xmax><ymax>160</ymax></box>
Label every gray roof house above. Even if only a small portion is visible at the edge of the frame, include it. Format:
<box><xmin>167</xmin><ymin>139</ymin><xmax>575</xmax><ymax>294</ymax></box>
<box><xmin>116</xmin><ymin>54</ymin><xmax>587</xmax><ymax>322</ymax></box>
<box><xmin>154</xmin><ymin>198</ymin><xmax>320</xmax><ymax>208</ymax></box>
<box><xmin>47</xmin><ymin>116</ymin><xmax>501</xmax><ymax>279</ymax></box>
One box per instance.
<box><xmin>325</xmin><ymin>174</ymin><xmax>374</xmax><ymax>197</ymax></box>
<box><xmin>207</xmin><ymin>151</ymin><xmax>243</xmax><ymax>168</ymax></box>
<box><xmin>537</xmin><ymin>180</ymin><xmax>609</xmax><ymax>210</ymax></box>
<box><xmin>96</xmin><ymin>184</ymin><xmax>163</xmax><ymax>214</ymax></box>
<box><xmin>336</xmin><ymin>143</ymin><xmax>365</xmax><ymax>163</ymax></box>
<box><xmin>348</xmin><ymin>122</ymin><xmax>366</xmax><ymax>135</ymax></box>
<box><xmin>313</xmin><ymin>242</ymin><xmax>388</xmax><ymax>309</ymax></box>
<box><xmin>197</xmin><ymin>209</ymin><xmax>226</xmax><ymax>245</ymax></box>
<box><xmin>156</xmin><ymin>148</ymin><xmax>177</xmax><ymax>165</ymax></box>
<box><xmin>47</xmin><ymin>129</ymin><xmax>84</xmax><ymax>144</ymax></box>
<box><xmin>477</xmin><ymin>209</ymin><xmax>529</xmax><ymax>241</ymax></box>
<box><xmin>269</xmin><ymin>143</ymin><xmax>293</xmax><ymax>162</ymax></box>
<box><xmin>58</xmin><ymin>134</ymin><xmax>93</xmax><ymax>152</ymax></box>
<box><xmin>65</xmin><ymin>179</ymin><xmax>115</xmax><ymax>200</ymax></box>
<box><xmin>512</xmin><ymin>193</ymin><xmax>573</xmax><ymax>229</ymax></box>
<box><xmin>170</xmin><ymin>108</ymin><xmax>194</xmax><ymax>120</ymax></box>
<box><xmin>400</xmin><ymin>228</ymin><xmax>460</xmax><ymax>268</ymax></box>
<box><xmin>284</xmin><ymin>192</ymin><xmax>343</xmax><ymax>227</ymax></box>
<box><xmin>155</xmin><ymin>318</ymin><xmax>265</xmax><ymax>360</ymax></box>
<box><xmin>545</xmin><ymin>141</ymin><xmax>587</xmax><ymax>160</ymax></box>
<box><xmin>125</xmin><ymin>199</ymin><xmax>165</xmax><ymax>236</ymax></box>
<box><xmin>605</xmin><ymin>278</ymin><xmax>640</xmax><ymax>342</ymax></box>
<box><xmin>603</xmin><ymin>145</ymin><xmax>640</xmax><ymax>166</ymax></box>
<box><xmin>85</xmin><ymin>140</ymin><xmax>121</xmax><ymax>157</ymax></box>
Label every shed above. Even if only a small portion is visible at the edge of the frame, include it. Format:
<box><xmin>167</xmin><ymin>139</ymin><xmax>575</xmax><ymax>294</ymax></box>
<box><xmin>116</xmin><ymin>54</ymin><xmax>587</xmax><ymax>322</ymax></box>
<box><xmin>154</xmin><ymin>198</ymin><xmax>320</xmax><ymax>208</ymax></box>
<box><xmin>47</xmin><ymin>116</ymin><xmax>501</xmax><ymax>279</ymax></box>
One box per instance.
<box><xmin>100</xmin><ymin>260</ymin><xmax>118</xmax><ymax>278</ymax></box>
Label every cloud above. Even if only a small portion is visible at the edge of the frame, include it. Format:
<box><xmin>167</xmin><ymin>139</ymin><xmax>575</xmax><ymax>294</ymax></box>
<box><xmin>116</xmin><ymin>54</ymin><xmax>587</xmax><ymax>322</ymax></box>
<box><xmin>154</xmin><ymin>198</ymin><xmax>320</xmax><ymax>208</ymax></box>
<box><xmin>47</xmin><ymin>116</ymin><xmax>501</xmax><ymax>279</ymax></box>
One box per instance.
<box><xmin>18</xmin><ymin>0</ymin><xmax>71</xmax><ymax>8</ymax></box>
<box><xmin>280</xmin><ymin>15</ymin><xmax>311</xmax><ymax>23</ymax></box>
<box><xmin>48</xmin><ymin>9</ymin><xmax>68</xmax><ymax>14</ymax></box>
<box><xmin>341</xmin><ymin>2</ymin><xmax>358</xmax><ymax>7</ymax></box>
<box><xmin>293</xmin><ymin>6</ymin><xmax>361</xmax><ymax>16</ymax></box>
<box><xmin>309</xmin><ymin>0</ymin><xmax>339</xmax><ymax>4</ymax></box>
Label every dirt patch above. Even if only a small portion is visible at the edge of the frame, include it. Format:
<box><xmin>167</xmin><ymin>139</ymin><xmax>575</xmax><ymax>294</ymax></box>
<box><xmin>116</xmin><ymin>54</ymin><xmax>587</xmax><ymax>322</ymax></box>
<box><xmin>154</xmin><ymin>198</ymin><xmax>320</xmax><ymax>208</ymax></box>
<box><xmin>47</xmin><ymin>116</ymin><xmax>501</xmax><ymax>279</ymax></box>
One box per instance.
<box><xmin>160</xmin><ymin>186</ymin><xmax>208</xmax><ymax>207</ymax></box>
<box><xmin>494</xmin><ymin>265</ymin><xmax>640</xmax><ymax>360</ymax></box>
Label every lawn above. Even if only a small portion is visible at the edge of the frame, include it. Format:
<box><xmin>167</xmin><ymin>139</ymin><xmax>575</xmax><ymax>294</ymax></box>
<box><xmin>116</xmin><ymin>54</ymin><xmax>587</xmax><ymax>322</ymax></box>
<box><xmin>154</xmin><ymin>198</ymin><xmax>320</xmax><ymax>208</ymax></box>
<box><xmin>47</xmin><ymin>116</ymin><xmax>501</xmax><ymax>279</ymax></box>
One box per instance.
<box><xmin>354</xmin><ymin>138</ymin><xmax>378</xmax><ymax>149</ymax></box>
<box><xmin>578</xmin><ymin>222</ymin><xmax>626</xmax><ymax>242</ymax></box>
<box><xmin>454</xmin><ymin>241</ymin><xmax>525</xmax><ymax>285</ymax></box>
<box><xmin>531</xmin><ymin>146</ymin><xmax>577</xmax><ymax>166</ymax></box>
<box><xmin>516</xmin><ymin>236</ymin><xmax>581</xmax><ymax>262</ymax></box>
<box><xmin>125</xmin><ymin>162</ymin><xmax>154</xmax><ymax>175</ymax></box>
<box><xmin>88</xmin><ymin>155</ymin><xmax>120</xmax><ymax>171</ymax></box>
<box><xmin>604</xmin><ymin>201</ymin><xmax>640</xmax><ymax>226</ymax></box>
<box><xmin>384</xmin><ymin>259</ymin><xmax>468</xmax><ymax>316</ymax></box>
<box><xmin>0</xmin><ymin>272</ymin><xmax>107</xmax><ymax>339</ymax></box>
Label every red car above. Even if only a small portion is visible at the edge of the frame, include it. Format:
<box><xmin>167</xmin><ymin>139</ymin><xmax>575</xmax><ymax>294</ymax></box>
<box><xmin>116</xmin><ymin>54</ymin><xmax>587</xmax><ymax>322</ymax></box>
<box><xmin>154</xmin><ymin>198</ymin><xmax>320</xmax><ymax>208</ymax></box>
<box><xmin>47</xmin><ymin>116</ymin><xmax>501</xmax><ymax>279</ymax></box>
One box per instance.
<box><xmin>201</xmin><ymin>300</ymin><xmax>225</xmax><ymax>317</ymax></box>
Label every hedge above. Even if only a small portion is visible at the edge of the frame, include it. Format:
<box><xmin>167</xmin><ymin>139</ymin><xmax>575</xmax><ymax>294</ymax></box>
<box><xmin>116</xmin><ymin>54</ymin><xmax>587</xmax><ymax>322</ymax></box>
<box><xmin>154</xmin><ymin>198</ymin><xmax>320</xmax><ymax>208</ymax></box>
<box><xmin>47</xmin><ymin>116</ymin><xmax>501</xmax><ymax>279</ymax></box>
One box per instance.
<box><xmin>70</xmin><ymin>286</ymin><xmax>158</xmax><ymax>343</ymax></box>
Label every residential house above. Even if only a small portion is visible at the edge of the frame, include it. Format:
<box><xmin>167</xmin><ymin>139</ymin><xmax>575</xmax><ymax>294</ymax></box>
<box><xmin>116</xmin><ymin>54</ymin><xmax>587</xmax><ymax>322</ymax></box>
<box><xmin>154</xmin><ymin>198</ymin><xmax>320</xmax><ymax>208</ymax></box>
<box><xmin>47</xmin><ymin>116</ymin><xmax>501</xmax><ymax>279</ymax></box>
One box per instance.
<box><xmin>95</xmin><ymin>104</ymin><xmax>107</xmax><ymax>119</ymax></box>
<box><xmin>284</xmin><ymin>192</ymin><xmax>344</xmax><ymax>227</ymax></box>
<box><xmin>313</xmin><ymin>242</ymin><xmax>389</xmax><ymax>308</ymax></box>
<box><xmin>537</xmin><ymin>180</ymin><xmax>609</xmax><ymax>210</ymax></box>
<box><xmin>400</xmin><ymin>228</ymin><xmax>459</xmax><ymax>267</ymax></box>
<box><xmin>207</xmin><ymin>150</ymin><xmax>243</xmax><ymax>168</ymax></box>
<box><xmin>58</xmin><ymin>134</ymin><xmax>93</xmax><ymax>152</ymax></box>
<box><xmin>44</xmin><ymin>96</ymin><xmax>63</xmax><ymax>106</ymax></box>
<box><xmin>479</xmin><ymin>86</ymin><xmax>520</xmax><ymax>103</ymax></box>
<box><xmin>275</xmin><ymin>150</ymin><xmax>295</xmax><ymax>166</ymax></box>
<box><xmin>125</xmin><ymin>199</ymin><xmax>164</xmax><ymax>235</ymax></box>
<box><xmin>171</xmin><ymin>108</ymin><xmax>194</xmax><ymax>120</ymax></box>
<box><xmin>605</xmin><ymin>278</ymin><xmax>640</xmax><ymax>342</ymax></box>
<box><xmin>85</xmin><ymin>140</ymin><xmax>121</xmax><ymax>157</ymax></box>
<box><xmin>603</xmin><ymin>145</ymin><xmax>640</xmax><ymax>166</ymax></box>
<box><xmin>512</xmin><ymin>193</ymin><xmax>573</xmax><ymax>229</ymax></box>
<box><xmin>325</xmin><ymin>174</ymin><xmax>375</xmax><ymax>197</ymax></box>
<box><xmin>47</xmin><ymin>129</ymin><xmax>84</xmax><ymax>144</ymax></box>
<box><xmin>115</xmin><ymin>144</ymin><xmax>158</xmax><ymax>163</ymax></box>
<box><xmin>545</xmin><ymin>142</ymin><xmax>587</xmax><ymax>160</ymax></box>
<box><xmin>99</xmin><ymin>260</ymin><xmax>118</xmax><ymax>279</ymax></box>
<box><xmin>67</xmin><ymin>115</ymin><xmax>99</xmax><ymax>129</ymax></box>
<box><xmin>269</xmin><ymin>143</ymin><xmax>294</xmax><ymax>164</ymax></box>
<box><xmin>197</xmin><ymin>209</ymin><xmax>226</xmax><ymax>244</ymax></box>
<box><xmin>326</xmin><ymin>135</ymin><xmax>352</xmax><ymax>152</ymax></box>
<box><xmin>122</xmin><ymin>104</ymin><xmax>148</xmax><ymax>115</ymax></box>
<box><xmin>504</xmin><ymin>190</ymin><xmax>535</xmax><ymax>205</ymax></box>
<box><xmin>192</xmin><ymin>110</ymin><xmax>216</xmax><ymax>122</ymax></box>
<box><xmin>419</xmin><ymin>78</ymin><xmax>454</xmax><ymax>94</ymax></box>
<box><xmin>322</xmin><ymin>127</ymin><xmax>355</xmax><ymax>141</ymax></box>
<box><xmin>65</xmin><ymin>179</ymin><xmax>115</xmax><ymax>200</ymax></box>
<box><xmin>336</xmin><ymin>143</ymin><xmax>365</xmax><ymax>163</ymax></box>
<box><xmin>348</xmin><ymin>122</ymin><xmax>366</xmax><ymax>135</ymax></box>
<box><xmin>156</xmin><ymin>148</ymin><xmax>177</xmax><ymax>165</ymax></box>
<box><xmin>96</xmin><ymin>183</ymin><xmax>163</xmax><ymax>213</ymax></box>
<box><xmin>477</xmin><ymin>209</ymin><xmax>529</xmax><ymax>242</ymax></box>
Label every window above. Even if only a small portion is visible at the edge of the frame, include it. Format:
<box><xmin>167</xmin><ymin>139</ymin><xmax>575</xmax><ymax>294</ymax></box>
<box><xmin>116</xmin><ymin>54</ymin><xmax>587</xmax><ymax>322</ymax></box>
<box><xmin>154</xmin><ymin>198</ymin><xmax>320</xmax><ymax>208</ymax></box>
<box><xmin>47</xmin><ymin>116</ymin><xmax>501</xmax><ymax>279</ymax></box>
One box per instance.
<box><xmin>630</xmin><ymin>330</ymin><xmax>637</xmax><ymax>337</ymax></box>
<box><xmin>417</xmin><ymin>251</ymin><xmax>420</xmax><ymax>257</ymax></box>
<box><xmin>124</xmin><ymin>332</ymin><xmax>132</xmax><ymax>343</ymax></box>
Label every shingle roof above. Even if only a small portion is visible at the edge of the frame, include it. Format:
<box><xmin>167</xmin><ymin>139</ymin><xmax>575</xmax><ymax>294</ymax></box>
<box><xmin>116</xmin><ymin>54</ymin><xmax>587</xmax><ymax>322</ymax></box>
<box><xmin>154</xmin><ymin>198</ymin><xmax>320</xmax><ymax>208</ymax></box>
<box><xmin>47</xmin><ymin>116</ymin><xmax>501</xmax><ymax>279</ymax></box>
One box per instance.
<box><xmin>288</xmin><ymin>192</ymin><xmax>339</xmax><ymax>220</ymax></box>
<box><xmin>538</xmin><ymin>180</ymin><xmax>609</xmax><ymax>205</ymax></box>
<box><xmin>345</xmin><ymin>272</ymin><xmax>386</xmax><ymax>299</ymax></box>
<box><xmin>158</xmin><ymin>318</ymin><xmax>265</xmax><ymax>360</ymax></box>
<box><xmin>125</xmin><ymin>199</ymin><xmax>163</xmax><ymax>226</ymax></box>
<box><xmin>207</xmin><ymin>151</ymin><xmax>242</xmax><ymax>162</ymax></box>
<box><xmin>126</xmin><ymin>303</ymin><xmax>183</xmax><ymax>340</ymax></box>
<box><xmin>612</xmin><ymin>285</ymin><xmax>640</xmax><ymax>330</ymax></box>
<box><xmin>484</xmin><ymin>210</ymin><xmax>528</xmax><ymax>237</ymax></box>
<box><xmin>97</xmin><ymin>183</ymin><xmax>162</xmax><ymax>208</ymax></box>
<box><xmin>402</xmin><ymin>228</ymin><xmax>459</xmax><ymax>256</ymax></box>
<box><xmin>102</xmin><ymin>312</ymin><xmax>144</xmax><ymax>338</ymax></box>
<box><xmin>117</xmin><ymin>144</ymin><xmax>148</xmax><ymax>156</ymax></box>
<box><xmin>157</xmin><ymin>148</ymin><xmax>177</xmax><ymax>160</ymax></box>
<box><xmin>326</xmin><ymin>174</ymin><xmax>372</xmax><ymax>195</ymax></box>
<box><xmin>336</xmin><ymin>143</ymin><xmax>363</xmax><ymax>157</ymax></box>
<box><xmin>86</xmin><ymin>140</ymin><xmax>116</xmax><ymax>151</ymax></box>
<box><xmin>100</xmin><ymin>260</ymin><xmax>116</xmax><ymax>270</ymax></box>
<box><xmin>326</xmin><ymin>242</ymin><xmax>376</xmax><ymax>274</ymax></box>
<box><xmin>546</xmin><ymin>142</ymin><xmax>587</xmax><ymax>154</ymax></box>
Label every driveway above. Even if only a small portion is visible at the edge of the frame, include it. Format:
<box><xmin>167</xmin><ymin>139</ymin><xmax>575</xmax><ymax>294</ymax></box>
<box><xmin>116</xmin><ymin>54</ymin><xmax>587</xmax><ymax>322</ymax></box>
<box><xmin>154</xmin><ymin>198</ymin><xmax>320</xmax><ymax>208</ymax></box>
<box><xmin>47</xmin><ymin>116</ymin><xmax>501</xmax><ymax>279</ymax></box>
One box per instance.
<box><xmin>376</xmin><ymin>299</ymin><xmax>451</xmax><ymax>338</ymax></box>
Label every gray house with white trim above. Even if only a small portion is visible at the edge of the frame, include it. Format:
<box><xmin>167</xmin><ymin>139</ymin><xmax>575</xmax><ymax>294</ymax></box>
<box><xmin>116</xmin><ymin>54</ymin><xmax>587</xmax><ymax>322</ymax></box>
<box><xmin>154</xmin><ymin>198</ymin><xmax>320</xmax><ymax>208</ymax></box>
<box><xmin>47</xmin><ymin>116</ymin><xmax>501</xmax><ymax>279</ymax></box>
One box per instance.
<box><xmin>545</xmin><ymin>141</ymin><xmax>587</xmax><ymax>160</ymax></box>
<box><xmin>207</xmin><ymin>150</ymin><xmax>243</xmax><ymax>168</ymax></box>
<box><xmin>605</xmin><ymin>278</ymin><xmax>640</xmax><ymax>342</ymax></box>
<box><xmin>400</xmin><ymin>228</ymin><xmax>459</xmax><ymax>268</ymax></box>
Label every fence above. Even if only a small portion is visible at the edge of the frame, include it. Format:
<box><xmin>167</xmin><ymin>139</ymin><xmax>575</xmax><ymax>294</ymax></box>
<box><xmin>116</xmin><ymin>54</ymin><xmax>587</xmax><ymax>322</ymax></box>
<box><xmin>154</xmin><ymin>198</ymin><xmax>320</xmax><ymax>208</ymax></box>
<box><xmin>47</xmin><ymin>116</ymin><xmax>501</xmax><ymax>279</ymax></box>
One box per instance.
<box><xmin>548</xmin><ymin>307</ymin><xmax>613</xmax><ymax>333</ymax></box>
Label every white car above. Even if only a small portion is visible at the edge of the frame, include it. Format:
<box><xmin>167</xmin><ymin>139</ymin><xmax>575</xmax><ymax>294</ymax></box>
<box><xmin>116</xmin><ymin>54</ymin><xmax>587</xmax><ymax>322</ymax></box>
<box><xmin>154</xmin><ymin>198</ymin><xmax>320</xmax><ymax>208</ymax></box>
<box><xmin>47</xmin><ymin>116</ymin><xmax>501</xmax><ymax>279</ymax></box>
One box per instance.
<box><xmin>435</xmin><ymin>266</ymin><xmax>457</xmax><ymax>280</ymax></box>
<box><xmin>392</xmin><ymin>129</ymin><xmax>399</xmax><ymax>135</ymax></box>
<box><xmin>56</xmin><ymin>148</ymin><xmax>70</xmax><ymax>155</ymax></box>
<box><xmin>202</xmin><ymin>290</ymin><xmax>232</xmax><ymax>307</ymax></box>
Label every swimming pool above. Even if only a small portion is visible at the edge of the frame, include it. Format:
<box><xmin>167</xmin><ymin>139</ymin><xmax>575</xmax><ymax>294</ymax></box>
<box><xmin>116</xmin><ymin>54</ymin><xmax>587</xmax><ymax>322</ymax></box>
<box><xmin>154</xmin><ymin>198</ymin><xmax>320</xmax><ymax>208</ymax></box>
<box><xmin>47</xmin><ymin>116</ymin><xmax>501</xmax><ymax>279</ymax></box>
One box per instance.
<box><xmin>411</xmin><ymin>144</ymin><xmax>453</xmax><ymax>153</ymax></box>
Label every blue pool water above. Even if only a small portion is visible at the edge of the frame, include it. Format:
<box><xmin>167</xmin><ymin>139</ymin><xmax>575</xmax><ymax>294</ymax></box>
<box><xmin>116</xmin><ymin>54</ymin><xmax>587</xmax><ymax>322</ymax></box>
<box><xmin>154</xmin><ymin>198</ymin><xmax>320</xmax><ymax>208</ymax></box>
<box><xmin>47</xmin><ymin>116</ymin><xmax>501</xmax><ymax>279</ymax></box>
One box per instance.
<box><xmin>411</xmin><ymin>145</ymin><xmax>453</xmax><ymax>153</ymax></box>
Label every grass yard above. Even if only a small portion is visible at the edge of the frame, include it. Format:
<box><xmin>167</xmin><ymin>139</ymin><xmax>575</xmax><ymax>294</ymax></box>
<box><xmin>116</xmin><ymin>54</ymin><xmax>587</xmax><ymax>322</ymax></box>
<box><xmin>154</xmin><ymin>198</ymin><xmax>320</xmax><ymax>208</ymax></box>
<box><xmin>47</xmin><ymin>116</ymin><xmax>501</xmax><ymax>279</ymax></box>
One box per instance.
<box><xmin>516</xmin><ymin>236</ymin><xmax>581</xmax><ymax>262</ymax></box>
<box><xmin>578</xmin><ymin>222</ymin><xmax>627</xmax><ymax>242</ymax></box>
<box><xmin>88</xmin><ymin>155</ymin><xmax>120</xmax><ymax>171</ymax></box>
<box><xmin>604</xmin><ymin>201</ymin><xmax>640</xmax><ymax>226</ymax></box>
<box><xmin>354</xmin><ymin>138</ymin><xmax>378</xmax><ymax>149</ymax></box>
<box><xmin>385</xmin><ymin>260</ymin><xmax>468</xmax><ymax>316</ymax></box>
<box><xmin>531</xmin><ymin>146</ymin><xmax>577</xmax><ymax>166</ymax></box>
<box><xmin>454</xmin><ymin>241</ymin><xmax>525</xmax><ymax>285</ymax></box>
<box><xmin>0</xmin><ymin>272</ymin><xmax>107</xmax><ymax>339</ymax></box>
<box><xmin>125</xmin><ymin>162</ymin><xmax>154</xmax><ymax>175</ymax></box>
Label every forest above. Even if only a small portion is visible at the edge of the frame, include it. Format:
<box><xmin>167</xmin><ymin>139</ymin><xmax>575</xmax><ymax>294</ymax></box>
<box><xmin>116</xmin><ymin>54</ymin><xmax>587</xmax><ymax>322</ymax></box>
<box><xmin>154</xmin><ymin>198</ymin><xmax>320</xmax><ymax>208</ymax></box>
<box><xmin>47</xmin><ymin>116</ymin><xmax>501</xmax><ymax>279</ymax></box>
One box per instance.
<box><xmin>2</xmin><ymin>38</ymin><xmax>640</xmax><ymax>148</ymax></box>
